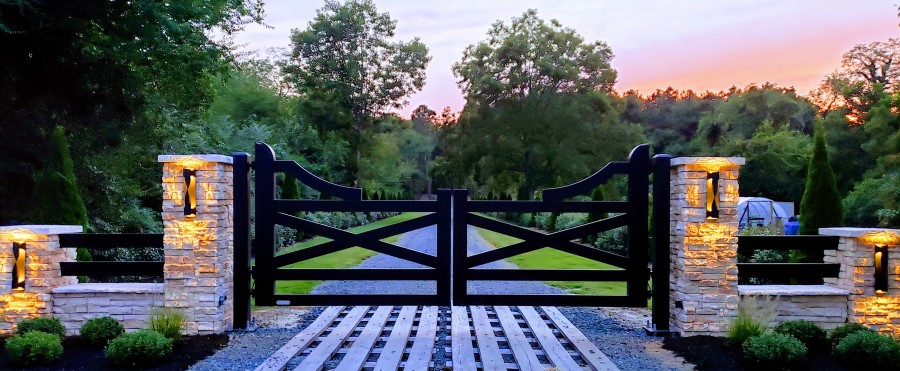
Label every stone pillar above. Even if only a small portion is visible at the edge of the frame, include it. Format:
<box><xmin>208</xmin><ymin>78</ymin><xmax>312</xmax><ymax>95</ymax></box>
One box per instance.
<box><xmin>0</xmin><ymin>225</ymin><xmax>81</xmax><ymax>333</ymax></box>
<box><xmin>669</xmin><ymin>157</ymin><xmax>744</xmax><ymax>336</ymax></box>
<box><xmin>159</xmin><ymin>155</ymin><xmax>234</xmax><ymax>335</ymax></box>
<box><xmin>820</xmin><ymin>227</ymin><xmax>900</xmax><ymax>336</ymax></box>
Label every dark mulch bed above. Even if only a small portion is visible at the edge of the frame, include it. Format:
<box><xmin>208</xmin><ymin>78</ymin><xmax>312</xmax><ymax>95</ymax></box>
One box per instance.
<box><xmin>663</xmin><ymin>335</ymin><xmax>849</xmax><ymax>371</ymax></box>
<box><xmin>0</xmin><ymin>334</ymin><xmax>228</xmax><ymax>370</ymax></box>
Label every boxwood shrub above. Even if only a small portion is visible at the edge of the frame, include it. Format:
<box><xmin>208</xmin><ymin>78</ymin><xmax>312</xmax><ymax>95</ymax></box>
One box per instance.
<box><xmin>772</xmin><ymin>320</ymin><xmax>827</xmax><ymax>349</ymax></box>
<box><xmin>743</xmin><ymin>333</ymin><xmax>808</xmax><ymax>367</ymax></box>
<box><xmin>829</xmin><ymin>323</ymin><xmax>873</xmax><ymax>347</ymax></box>
<box><xmin>5</xmin><ymin>331</ymin><xmax>64</xmax><ymax>366</ymax></box>
<box><xmin>17</xmin><ymin>317</ymin><xmax>66</xmax><ymax>338</ymax></box>
<box><xmin>105</xmin><ymin>330</ymin><xmax>173</xmax><ymax>367</ymax></box>
<box><xmin>834</xmin><ymin>330</ymin><xmax>900</xmax><ymax>370</ymax></box>
<box><xmin>80</xmin><ymin>316</ymin><xmax>125</xmax><ymax>347</ymax></box>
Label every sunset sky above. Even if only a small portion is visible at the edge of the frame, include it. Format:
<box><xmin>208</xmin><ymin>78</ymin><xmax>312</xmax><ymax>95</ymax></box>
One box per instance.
<box><xmin>233</xmin><ymin>0</ymin><xmax>899</xmax><ymax>116</ymax></box>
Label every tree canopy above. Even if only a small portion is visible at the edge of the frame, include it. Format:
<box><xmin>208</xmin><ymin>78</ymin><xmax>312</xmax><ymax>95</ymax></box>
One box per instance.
<box><xmin>284</xmin><ymin>0</ymin><xmax>430</xmax><ymax>171</ymax></box>
<box><xmin>453</xmin><ymin>9</ymin><xmax>616</xmax><ymax>107</ymax></box>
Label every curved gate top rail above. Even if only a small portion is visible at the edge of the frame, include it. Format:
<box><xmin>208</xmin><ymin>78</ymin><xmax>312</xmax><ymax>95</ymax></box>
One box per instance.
<box><xmin>244</xmin><ymin>143</ymin><xmax>451</xmax><ymax>308</ymax></box>
<box><xmin>453</xmin><ymin>144</ymin><xmax>666</xmax><ymax>308</ymax></box>
<box><xmin>233</xmin><ymin>142</ymin><xmax>672</xmax><ymax>332</ymax></box>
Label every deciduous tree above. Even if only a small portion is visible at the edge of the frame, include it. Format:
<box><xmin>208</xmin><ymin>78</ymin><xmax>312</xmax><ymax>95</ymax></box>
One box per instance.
<box><xmin>812</xmin><ymin>38</ymin><xmax>900</xmax><ymax>120</ymax></box>
<box><xmin>284</xmin><ymin>0</ymin><xmax>430</xmax><ymax>172</ymax></box>
<box><xmin>453</xmin><ymin>9</ymin><xmax>616</xmax><ymax>106</ymax></box>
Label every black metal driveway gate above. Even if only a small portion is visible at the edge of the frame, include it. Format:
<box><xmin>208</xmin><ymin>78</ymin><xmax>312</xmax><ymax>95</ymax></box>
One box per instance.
<box><xmin>233</xmin><ymin>142</ymin><xmax>671</xmax><ymax>331</ymax></box>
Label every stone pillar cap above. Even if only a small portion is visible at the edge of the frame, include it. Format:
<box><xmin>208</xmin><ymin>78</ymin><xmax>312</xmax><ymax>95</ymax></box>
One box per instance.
<box><xmin>157</xmin><ymin>154</ymin><xmax>233</xmax><ymax>164</ymax></box>
<box><xmin>670</xmin><ymin>157</ymin><xmax>745</xmax><ymax>166</ymax></box>
<box><xmin>819</xmin><ymin>227</ymin><xmax>900</xmax><ymax>238</ymax></box>
<box><xmin>0</xmin><ymin>225</ymin><xmax>83</xmax><ymax>235</ymax></box>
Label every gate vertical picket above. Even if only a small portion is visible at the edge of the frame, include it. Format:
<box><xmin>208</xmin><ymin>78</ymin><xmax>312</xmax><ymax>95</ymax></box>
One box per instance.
<box><xmin>232</xmin><ymin>152</ymin><xmax>252</xmax><ymax>329</ymax></box>
<box><xmin>452</xmin><ymin>189</ymin><xmax>469</xmax><ymax>305</ymax></box>
<box><xmin>651</xmin><ymin>154</ymin><xmax>672</xmax><ymax>332</ymax></box>
<box><xmin>437</xmin><ymin>189</ymin><xmax>453</xmax><ymax>306</ymax></box>
<box><xmin>253</xmin><ymin>143</ymin><xmax>277</xmax><ymax>306</ymax></box>
<box><xmin>626</xmin><ymin>144</ymin><xmax>651</xmax><ymax>307</ymax></box>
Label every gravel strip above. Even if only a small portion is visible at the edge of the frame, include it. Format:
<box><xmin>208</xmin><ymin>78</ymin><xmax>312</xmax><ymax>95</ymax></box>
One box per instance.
<box><xmin>189</xmin><ymin>307</ymin><xmax>325</xmax><ymax>371</ymax></box>
<box><xmin>193</xmin><ymin>224</ymin><xmax>687</xmax><ymax>370</ymax></box>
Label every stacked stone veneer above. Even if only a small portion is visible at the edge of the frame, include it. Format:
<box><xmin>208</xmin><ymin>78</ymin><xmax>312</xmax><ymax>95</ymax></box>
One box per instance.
<box><xmin>821</xmin><ymin>227</ymin><xmax>900</xmax><ymax>336</ymax></box>
<box><xmin>738</xmin><ymin>285</ymin><xmax>848</xmax><ymax>330</ymax></box>
<box><xmin>0</xmin><ymin>226</ymin><xmax>79</xmax><ymax>333</ymax></box>
<box><xmin>159</xmin><ymin>155</ymin><xmax>234</xmax><ymax>335</ymax></box>
<box><xmin>669</xmin><ymin>157</ymin><xmax>743</xmax><ymax>336</ymax></box>
<box><xmin>52</xmin><ymin>283</ymin><xmax>163</xmax><ymax>335</ymax></box>
<box><xmin>0</xmin><ymin>154</ymin><xmax>235</xmax><ymax>336</ymax></box>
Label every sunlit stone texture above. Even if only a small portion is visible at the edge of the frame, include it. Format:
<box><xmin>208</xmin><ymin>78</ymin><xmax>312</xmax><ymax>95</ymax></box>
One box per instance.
<box><xmin>0</xmin><ymin>225</ymin><xmax>80</xmax><ymax>333</ymax></box>
<box><xmin>159</xmin><ymin>155</ymin><xmax>234</xmax><ymax>335</ymax></box>
<box><xmin>821</xmin><ymin>227</ymin><xmax>900</xmax><ymax>336</ymax></box>
<box><xmin>669</xmin><ymin>157</ymin><xmax>743</xmax><ymax>336</ymax></box>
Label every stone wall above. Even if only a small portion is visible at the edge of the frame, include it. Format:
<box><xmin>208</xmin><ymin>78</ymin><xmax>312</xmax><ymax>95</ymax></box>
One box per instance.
<box><xmin>669</xmin><ymin>157</ymin><xmax>744</xmax><ymax>336</ymax></box>
<box><xmin>0</xmin><ymin>154</ymin><xmax>235</xmax><ymax>337</ymax></box>
<box><xmin>159</xmin><ymin>155</ymin><xmax>234</xmax><ymax>335</ymax></box>
<box><xmin>0</xmin><ymin>226</ymin><xmax>80</xmax><ymax>333</ymax></box>
<box><xmin>738</xmin><ymin>285</ymin><xmax>848</xmax><ymax>330</ymax></box>
<box><xmin>821</xmin><ymin>228</ymin><xmax>900</xmax><ymax>336</ymax></box>
<box><xmin>52</xmin><ymin>283</ymin><xmax>164</xmax><ymax>335</ymax></box>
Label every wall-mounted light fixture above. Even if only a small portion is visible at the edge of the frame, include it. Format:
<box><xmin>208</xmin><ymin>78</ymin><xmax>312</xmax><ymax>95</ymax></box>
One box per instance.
<box><xmin>706</xmin><ymin>171</ymin><xmax>719</xmax><ymax>220</ymax></box>
<box><xmin>12</xmin><ymin>242</ymin><xmax>25</xmax><ymax>290</ymax></box>
<box><xmin>183</xmin><ymin>169</ymin><xmax>197</xmax><ymax>217</ymax></box>
<box><xmin>874</xmin><ymin>245</ymin><xmax>889</xmax><ymax>295</ymax></box>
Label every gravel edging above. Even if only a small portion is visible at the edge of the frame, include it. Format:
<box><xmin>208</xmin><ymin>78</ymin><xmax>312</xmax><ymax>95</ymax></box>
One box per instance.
<box><xmin>188</xmin><ymin>307</ymin><xmax>326</xmax><ymax>371</ymax></box>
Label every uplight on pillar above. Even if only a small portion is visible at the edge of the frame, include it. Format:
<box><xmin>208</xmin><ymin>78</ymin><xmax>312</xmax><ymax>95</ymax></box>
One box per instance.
<box><xmin>874</xmin><ymin>245</ymin><xmax>889</xmax><ymax>295</ymax></box>
<box><xmin>183</xmin><ymin>169</ymin><xmax>197</xmax><ymax>217</ymax></box>
<box><xmin>706</xmin><ymin>171</ymin><xmax>719</xmax><ymax>220</ymax></box>
<box><xmin>12</xmin><ymin>242</ymin><xmax>25</xmax><ymax>290</ymax></box>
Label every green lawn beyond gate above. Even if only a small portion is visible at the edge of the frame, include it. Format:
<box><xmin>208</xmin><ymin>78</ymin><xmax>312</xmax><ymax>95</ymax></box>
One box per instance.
<box><xmin>251</xmin><ymin>212</ymin><xmax>633</xmax><ymax>307</ymax></box>
<box><xmin>474</xmin><ymin>227</ymin><xmax>628</xmax><ymax>297</ymax></box>
<box><xmin>252</xmin><ymin>212</ymin><xmax>425</xmax><ymax>306</ymax></box>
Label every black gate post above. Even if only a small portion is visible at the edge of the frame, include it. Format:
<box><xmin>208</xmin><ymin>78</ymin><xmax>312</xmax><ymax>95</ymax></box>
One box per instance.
<box><xmin>651</xmin><ymin>154</ymin><xmax>672</xmax><ymax>332</ymax></box>
<box><xmin>626</xmin><ymin>144</ymin><xmax>651</xmax><ymax>307</ymax></box>
<box><xmin>232</xmin><ymin>152</ymin><xmax>252</xmax><ymax>329</ymax></box>
<box><xmin>253</xmin><ymin>143</ymin><xmax>277</xmax><ymax>306</ymax></box>
<box><xmin>437</xmin><ymin>189</ymin><xmax>452</xmax><ymax>306</ymax></box>
<box><xmin>452</xmin><ymin>189</ymin><xmax>469</xmax><ymax>306</ymax></box>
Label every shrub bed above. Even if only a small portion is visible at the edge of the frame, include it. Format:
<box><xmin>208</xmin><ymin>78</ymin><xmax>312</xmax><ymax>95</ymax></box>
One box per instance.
<box><xmin>0</xmin><ymin>333</ymin><xmax>227</xmax><ymax>370</ymax></box>
<box><xmin>834</xmin><ymin>330</ymin><xmax>900</xmax><ymax>370</ymax></box>
<box><xmin>5</xmin><ymin>331</ymin><xmax>64</xmax><ymax>366</ymax></box>
<box><xmin>105</xmin><ymin>330</ymin><xmax>173</xmax><ymax>367</ymax></box>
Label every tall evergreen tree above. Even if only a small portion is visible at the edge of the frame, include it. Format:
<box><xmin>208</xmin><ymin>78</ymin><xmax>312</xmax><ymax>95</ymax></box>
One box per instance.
<box><xmin>31</xmin><ymin>126</ymin><xmax>88</xmax><ymax>226</ymax></box>
<box><xmin>281</xmin><ymin>174</ymin><xmax>300</xmax><ymax>200</ymax></box>
<box><xmin>800</xmin><ymin>123</ymin><xmax>843</xmax><ymax>236</ymax></box>
<box><xmin>583</xmin><ymin>187</ymin><xmax>608</xmax><ymax>244</ymax></box>
<box><xmin>516</xmin><ymin>185</ymin><xmax>529</xmax><ymax>201</ymax></box>
<box><xmin>30</xmin><ymin>126</ymin><xmax>91</xmax><ymax>262</ymax></box>
<box><xmin>796</xmin><ymin>121</ymin><xmax>843</xmax><ymax>275</ymax></box>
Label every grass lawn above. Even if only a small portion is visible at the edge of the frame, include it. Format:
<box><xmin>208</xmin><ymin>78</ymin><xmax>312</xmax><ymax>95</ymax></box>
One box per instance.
<box><xmin>474</xmin><ymin>227</ymin><xmax>627</xmax><ymax>296</ymax></box>
<box><xmin>252</xmin><ymin>212</ymin><xmax>426</xmax><ymax>303</ymax></box>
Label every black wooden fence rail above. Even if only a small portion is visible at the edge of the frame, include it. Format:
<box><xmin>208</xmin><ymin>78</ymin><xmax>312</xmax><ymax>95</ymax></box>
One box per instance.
<box><xmin>737</xmin><ymin>235</ymin><xmax>840</xmax><ymax>282</ymax></box>
<box><xmin>57</xmin><ymin>233</ymin><xmax>164</xmax><ymax>277</ymax></box>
